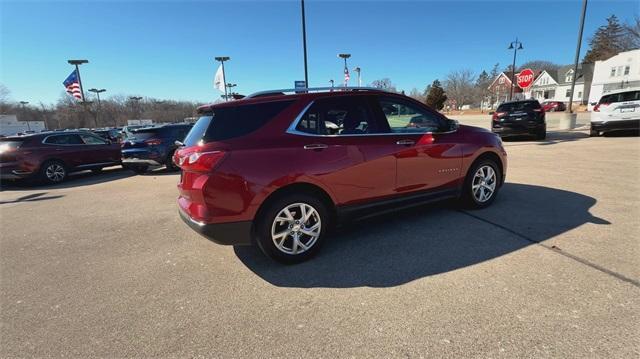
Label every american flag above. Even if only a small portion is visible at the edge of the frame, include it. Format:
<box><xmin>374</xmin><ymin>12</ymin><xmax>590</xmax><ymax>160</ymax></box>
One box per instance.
<box><xmin>63</xmin><ymin>70</ymin><xmax>82</xmax><ymax>100</ymax></box>
<box><xmin>344</xmin><ymin>66</ymin><xmax>350</xmax><ymax>84</ymax></box>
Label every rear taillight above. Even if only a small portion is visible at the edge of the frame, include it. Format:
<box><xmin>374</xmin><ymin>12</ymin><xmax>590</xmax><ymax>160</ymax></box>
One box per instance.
<box><xmin>144</xmin><ymin>138</ymin><xmax>163</xmax><ymax>146</ymax></box>
<box><xmin>492</xmin><ymin>111</ymin><xmax>506</xmax><ymax>121</ymax></box>
<box><xmin>178</xmin><ymin>151</ymin><xmax>225</xmax><ymax>172</ymax></box>
<box><xmin>593</xmin><ymin>103</ymin><xmax>608</xmax><ymax>112</ymax></box>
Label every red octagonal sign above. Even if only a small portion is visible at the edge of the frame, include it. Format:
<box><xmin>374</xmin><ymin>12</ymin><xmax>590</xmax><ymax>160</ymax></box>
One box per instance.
<box><xmin>517</xmin><ymin>68</ymin><xmax>535</xmax><ymax>89</ymax></box>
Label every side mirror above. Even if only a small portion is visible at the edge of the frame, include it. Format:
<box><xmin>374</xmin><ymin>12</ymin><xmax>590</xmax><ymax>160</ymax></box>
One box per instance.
<box><xmin>174</xmin><ymin>140</ymin><xmax>184</xmax><ymax>147</ymax></box>
<box><xmin>489</xmin><ymin>111</ymin><xmax>495</xmax><ymax>115</ymax></box>
<box><xmin>590</xmin><ymin>102</ymin><xmax>597</xmax><ymax>106</ymax></box>
<box><xmin>444</xmin><ymin>119</ymin><xmax>459</xmax><ymax>132</ymax></box>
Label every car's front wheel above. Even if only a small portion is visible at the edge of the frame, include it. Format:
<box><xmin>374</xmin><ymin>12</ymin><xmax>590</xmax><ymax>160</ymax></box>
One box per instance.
<box><xmin>256</xmin><ymin>194</ymin><xmax>329</xmax><ymax>264</ymax></box>
<box><xmin>462</xmin><ymin>158</ymin><xmax>501</xmax><ymax>209</ymax></box>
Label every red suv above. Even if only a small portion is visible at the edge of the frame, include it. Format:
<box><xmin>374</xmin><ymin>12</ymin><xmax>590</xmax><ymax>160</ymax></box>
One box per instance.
<box><xmin>0</xmin><ymin>131</ymin><xmax>121</xmax><ymax>184</ymax></box>
<box><xmin>175</xmin><ymin>88</ymin><xmax>507</xmax><ymax>263</ymax></box>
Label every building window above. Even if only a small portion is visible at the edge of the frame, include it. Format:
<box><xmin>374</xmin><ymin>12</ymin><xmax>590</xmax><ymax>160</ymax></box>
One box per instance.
<box><xmin>578</xmin><ymin>91</ymin><xmax>582</xmax><ymax>98</ymax></box>
<box><xmin>610</xmin><ymin>67</ymin><xmax>616</xmax><ymax>77</ymax></box>
<box><xmin>624</xmin><ymin>66</ymin><xmax>630</xmax><ymax>76</ymax></box>
<box><xmin>566</xmin><ymin>89</ymin><xmax>572</xmax><ymax>98</ymax></box>
<box><xmin>618</xmin><ymin>66</ymin><xmax>623</xmax><ymax>76</ymax></box>
<box><xmin>565</xmin><ymin>69</ymin><xmax>574</xmax><ymax>83</ymax></box>
<box><xmin>498</xmin><ymin>77</ymin><xmax>504</xmax><ymax>84</ymax></box>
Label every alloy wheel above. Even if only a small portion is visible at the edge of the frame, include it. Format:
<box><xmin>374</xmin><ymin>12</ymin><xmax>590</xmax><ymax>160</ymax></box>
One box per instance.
<box><xmin>472</xmin><ymin>165</ymin><xmax>497</xmax><ymax>203</ymax></box>
<box><xmin>271</xmin><ymin>202</ymin><xmax>322</xmax><ymax>255</ymax></box>
<box><xmin>45</xmin><ymin>164</ymin><xmax>66</xmax><ymax>182</ymax></box>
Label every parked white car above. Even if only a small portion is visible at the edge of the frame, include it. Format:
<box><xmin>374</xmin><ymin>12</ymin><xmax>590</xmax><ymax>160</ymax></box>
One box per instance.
<box><xmin>590</xmin><ymin>88</ymin><xmax>640</xmax><ymax>136</ymax></box>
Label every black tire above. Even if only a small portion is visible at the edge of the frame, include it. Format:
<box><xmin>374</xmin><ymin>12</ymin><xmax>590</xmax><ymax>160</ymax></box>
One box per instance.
<box><xmin>255</xmin><ymin>193</ymin><xmax>330</xmax><ymax>264</ymax></box>
<box><xmin>165</xmin><ymin>150</ymin><xmax>179</xmax><ymax>171</ymax></box>
<box><xmin>124</xmin><ymin>164</ymin><xmax>148</xmax><ymax>174</ymax></box>
<box><xmin>461</xmin><ymin>158</ymin><xmax>502</xmax><ymax>209</ymax></box>
<box><xmin>589</xmin><ymin>129</ymin><xmax>599</xmax><ymax>137</ymax></box>
<box><xmin>535</xmin><ymin>126</ymin><xmax>546</xmax><ymax>140</ymax></box>
<box><xmin>39</xmin><ymin>160</ymin><xmax>67</xmax><ymax>184</ymax></box>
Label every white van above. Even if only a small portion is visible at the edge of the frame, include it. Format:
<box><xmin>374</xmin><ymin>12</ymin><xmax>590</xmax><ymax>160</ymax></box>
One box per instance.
<box><xmin>590</xmin><ymin>87</ymin><xmax>640</xmax><ymax>136</ymax></box>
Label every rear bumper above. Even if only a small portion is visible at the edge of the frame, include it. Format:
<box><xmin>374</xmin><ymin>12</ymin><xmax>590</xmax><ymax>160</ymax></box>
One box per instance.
<box><xmin>492</xmin><ymin>121</ymin><xmax>544</xmax><ymax>136</ymax></box>
<box><xmin>0</xmin><ymin>163</ymin><xmax>34</xmax><ymax>180</ymax></box>
<box><xmin>591</xmin><ymin>119</ymin><xmax>640</xmax><ymax>132</ymax></box>
<box><xmin>178</xmin><ymin>206</ymin><xmax>253</xmax><ymax>246</ymax></box>
<box><xmin>121</xmin><ymin>148</ymin><xmax>167</xmax><ymax>166</ymax></box>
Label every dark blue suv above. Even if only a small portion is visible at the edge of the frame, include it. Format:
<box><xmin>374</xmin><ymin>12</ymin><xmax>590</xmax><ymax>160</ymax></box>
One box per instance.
<box><xmin>121</xmin><ymin>124</ymin><xmax>191</xmax><ymax>173</ymax></box>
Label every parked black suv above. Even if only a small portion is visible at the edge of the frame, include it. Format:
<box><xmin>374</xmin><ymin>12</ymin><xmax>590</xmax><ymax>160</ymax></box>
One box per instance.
<box><xmin>121</xmin><ymin>124</ymin><xmax>191</xmax><ymax>173</ymax></box>
<box><xmin>491</xmin><ymin>100</ymin><xmax>546</xmax><ymax>140</ymax></box>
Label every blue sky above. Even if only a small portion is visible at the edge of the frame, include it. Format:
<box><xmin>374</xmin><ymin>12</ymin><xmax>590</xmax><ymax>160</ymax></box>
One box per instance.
<box><xmin>1</xmin><ymin>0</ymin><xmax>638</xmax><ymax>105</ymax></box>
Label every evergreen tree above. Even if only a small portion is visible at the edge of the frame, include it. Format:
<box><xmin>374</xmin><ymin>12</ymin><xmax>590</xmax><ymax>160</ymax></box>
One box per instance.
<box><xmin>583</xmin><ymin>15</ymin><xmax>627</xmax><ymax>62</ymax></box>
<box><xmin>425</xmin><ymin>80</ymin><xmax>447</xmax><ymax>111</ymax></box>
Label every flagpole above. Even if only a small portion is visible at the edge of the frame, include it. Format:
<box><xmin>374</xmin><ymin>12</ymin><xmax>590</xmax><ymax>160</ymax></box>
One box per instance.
<box><xmin>301</xmin><ymin>0</ymin><xmax>309</xmax><ymax>87</ymax></box>
<box><xmin>215</xmin><ymin>56</ymin><xmax>230</xmax><ymax>101</ymax></box>
<box><xmin>67</xmin><ymin>60</ymin><xmax>89</xmax><ymax>102</ymax></box>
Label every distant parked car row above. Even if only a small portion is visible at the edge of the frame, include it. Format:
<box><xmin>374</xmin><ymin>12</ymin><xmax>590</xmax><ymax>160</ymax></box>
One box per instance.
<box><xmin>0</xmin><ymin>123</ymin><xmax>192</xmax><ymax>184</ymax></box>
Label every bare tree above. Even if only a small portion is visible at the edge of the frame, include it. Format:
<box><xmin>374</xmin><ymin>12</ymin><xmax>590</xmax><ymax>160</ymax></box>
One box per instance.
<box><xmin>444</xmin><ymin>69</ymin><xmax>476</xmax><ymax>109</ymax></box>
<box><xmin>370</xmin><ymin>78</ymin><xmax>397</xmax><ymax>92</ymax></box>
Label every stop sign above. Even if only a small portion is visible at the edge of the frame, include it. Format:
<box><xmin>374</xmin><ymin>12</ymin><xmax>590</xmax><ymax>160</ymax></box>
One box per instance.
<box><xmin>516</xmin><ymin>68</ymin><xmax>535</xmax><ymax>89</ymax></box>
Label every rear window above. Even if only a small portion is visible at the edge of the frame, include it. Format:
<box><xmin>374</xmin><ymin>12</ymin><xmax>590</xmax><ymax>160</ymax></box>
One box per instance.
<box><xmin>188</xmin><ymin>100</ymin><xmax>294</xmax><ymax>144</ymax></box>
<box><xmin>130</xmin><ymin>128</ymin><xmax>163</xmax><ymax>140</ymax></box>
<box><xmin>497</xmin><ymin>101</ymin><xmax>541</xmax><ymax>112</ymax></box>
<box><xmin>600</xmin><ymin>91</ymin><xmax>640</xmax><ymax>104</ymax></box>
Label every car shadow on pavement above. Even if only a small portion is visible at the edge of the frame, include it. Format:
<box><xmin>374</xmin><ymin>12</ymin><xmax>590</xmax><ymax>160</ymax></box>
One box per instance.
<box><xmin>502</xmin><ymin>131</ymin><xmax>589</xmax><ymax>146</ymax></box>
<box><xmin>0</xmin><ymin>192</ymin><xmax>64</xmax><ymax>204</ymax></box>
<box><xmin>0</xmin><ymin>167</ymin><xmax>134</xmax><ymax>191</ymax></box>
<box><xmin>235</xmin><ymin>183</ymin><xmax>609</xmax><ymax>288</ymax></box>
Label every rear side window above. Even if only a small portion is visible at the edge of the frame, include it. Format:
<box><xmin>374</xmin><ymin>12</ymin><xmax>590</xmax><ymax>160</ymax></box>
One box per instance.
<box><xmin>295</xmin><ymin>97</ymin><xmax>379</xmax><ymax>135</ymax></box>
<box><xmin>597</xmin><ymin>91</ymin><xmax>640</xmax><ymax>104</ymax></box>
<box><xmin>620</xmin><ymin>91</ymin><xmax>640</xmax><ymax>102</ymax></box>
<box><xmin>497</xmin><ymin>101</ymin><xmax>541</xmax><ymax>112</ymax></box>
<box><xmin>203</xmin><ymin>100</ymin><xmax>293</xmax><ymax>142</ymax></box>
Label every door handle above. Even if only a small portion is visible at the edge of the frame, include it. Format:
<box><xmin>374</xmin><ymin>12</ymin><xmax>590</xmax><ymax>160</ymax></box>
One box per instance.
<box><xmin>396</xmin><ymin>140</ymin><xmax>415</xmax><ymax>146</ymax></box>
<box><xmin>304</xmin><ymin>144</ymin><xmax>328</xmax><ymax>150</ymax></box>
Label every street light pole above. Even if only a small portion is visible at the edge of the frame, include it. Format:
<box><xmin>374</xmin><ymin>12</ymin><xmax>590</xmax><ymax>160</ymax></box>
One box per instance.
<box><xmin>67</xmin><ymin>59</ymin><xmax>89</xmax><ymax>102</ymax></box>
<box><xmin>226</xmin><ymin>83</ymin><xmax>237</xmax><ymax>100</ymax></box>
<box><xmin>569</xmin><ymin>0</ymin><xmax>588</xmax><ymax>114</ymax></box>
<box><xmin>354</xmin><ymin>67</ymin><xmax>361</xmax><ymax>87</ymax></box>
<box><xmin>19</xmin><ymin>101</ymin><xmax>30</xmax><ymax>131</ymax></box>
<box><xmin>215</xmin><ymin>56</ymin><xmax>230</xmax><ymax>100</ymax></box>
<box><xmin>301</xmin><ymin>0</ymin><xmax>309</xmax><ymax>87</ymax></box>
<box><xmin>329</xmin><ymin>79</ymin><xmax>334</xmax><ymax>88</ymax></box>
<box><xmin>507</xmin><ymin>39</ymin><xmax>523</xmax><ymax>101</ymax></box>
<box><xmin>129</xmin><ymin>96</ymin><xmax>143</xmax><ymax>123</ymax></box>
<box><xmin>89</xmin><ymin>88</ymin><xmax>106</xmax><ymax>128</ymax></box>
<box><xmin>338</xmin><ymin>53</ymin><xmax>351</xmax><ymax>87</ymax></box>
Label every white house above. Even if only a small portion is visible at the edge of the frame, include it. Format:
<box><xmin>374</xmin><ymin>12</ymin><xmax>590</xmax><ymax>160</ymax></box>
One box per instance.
<box><xmin>588</xmin><ymin>49</ymin><xmax>640</xmax><ymax>110</ymax></box>
<box><xmin>0</xmin><ymin>114</ymin><xmax>46</xmax><ymax>136</ymax></box>
<box><xmin>529</xmin><ymin>64</ymin><xmax>593</xmax><ymax>105</ymax></box>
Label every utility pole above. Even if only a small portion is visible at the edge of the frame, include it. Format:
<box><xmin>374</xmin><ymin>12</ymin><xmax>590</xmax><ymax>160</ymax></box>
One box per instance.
<box><xmin>569</xmin><ymin>0</ymin><xmax>588</xmax><ymax>114</ymax></box>
<box><xmin>507</xmin><ymin>39</ymin><xmax>523</xmax><ymax>101</ymax></box>
<box><xmin>354</xmin><ymin>67</ymin><xmax>361</xmax><ymax>87</ymax></box>
<box><xmin>215</xmin><ymin>56</ymin><xmax>230</xmax><ymax>100</ymax></box>
<box><xmin>19</xmin><ymin>101</ymin><xmax>30</xmax><ymax>131</ymax></box>
<box><xmin>129</xmin><ymin>96</ymin><xmax>143</xmax><ymax>122</ymax></box>
<box><xmin>88</xmin><ymin>88</ymin><xmax>106</xmax><ymax>128</ymax></box>
<box><xmin>301</xmin><ymin>0</ymin><xmax>309</xmax><ymax>87</ymax></box>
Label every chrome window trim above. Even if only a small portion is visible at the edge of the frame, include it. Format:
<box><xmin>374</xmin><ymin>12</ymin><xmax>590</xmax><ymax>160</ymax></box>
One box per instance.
<box><xmin>41</xmin><ymin>134</ymin><xmax>86</xmax><ymax>146</ymax></box>
<box><xmin>285</xmin><ymin>100</ymin><xmax>457</xmax><ymax>138</ymax></box>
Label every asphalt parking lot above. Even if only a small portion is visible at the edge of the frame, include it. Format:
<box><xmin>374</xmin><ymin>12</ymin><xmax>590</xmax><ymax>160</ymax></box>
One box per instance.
<box><xmin>1</xmin><ymin>130</ymin><xmax>639</xmax><ymax>357</ymax></box>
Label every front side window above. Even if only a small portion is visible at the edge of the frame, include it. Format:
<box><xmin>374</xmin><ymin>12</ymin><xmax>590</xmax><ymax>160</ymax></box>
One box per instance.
<box><xmin>44</xmin><ymin>134</ymin><xmax>84</xmax><ymax>145</ymax></box>
<box><xmin>295</xmin><ymin>97</ymin><xmax>379</xmax><ymax>136</ymax></box>
<box><xmin>378</xmin><ymin>97</ymin><xmax>443</xmax><ymax>133</ymax></box>
<box><xmin>80</xmin><ymin>133</ymin><xmax>107</xmax><ymax>145</ymax></box>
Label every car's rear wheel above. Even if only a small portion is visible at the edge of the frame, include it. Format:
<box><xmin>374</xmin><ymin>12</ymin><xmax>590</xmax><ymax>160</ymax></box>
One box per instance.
<box><xmin>461</xmin><ymin>158</ymin><xmax>501</xmax><ymax>209</ymax></box>
<box><xmin>589</xmin><ymin>129</ymin><xmax>600</xmax><ymax>137</ymax></box>
<box><xmin>40</xmin><ymin>160</ymin><xmax>67</xmax><ymax>184</ymax></box>
<box><xmin>256</xmin><ymin>194</ymin><xmax>329</xmax><ymax>264</ymax></box>
<box><xmin>166</xmin><ymin>150</ymin><xmax>179</xmax><ymax>171</ymax></box>
<box><xmin>535</xmin><ymin>126</ymin><xmax>546</xmax><ymax>140</ymax></box>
